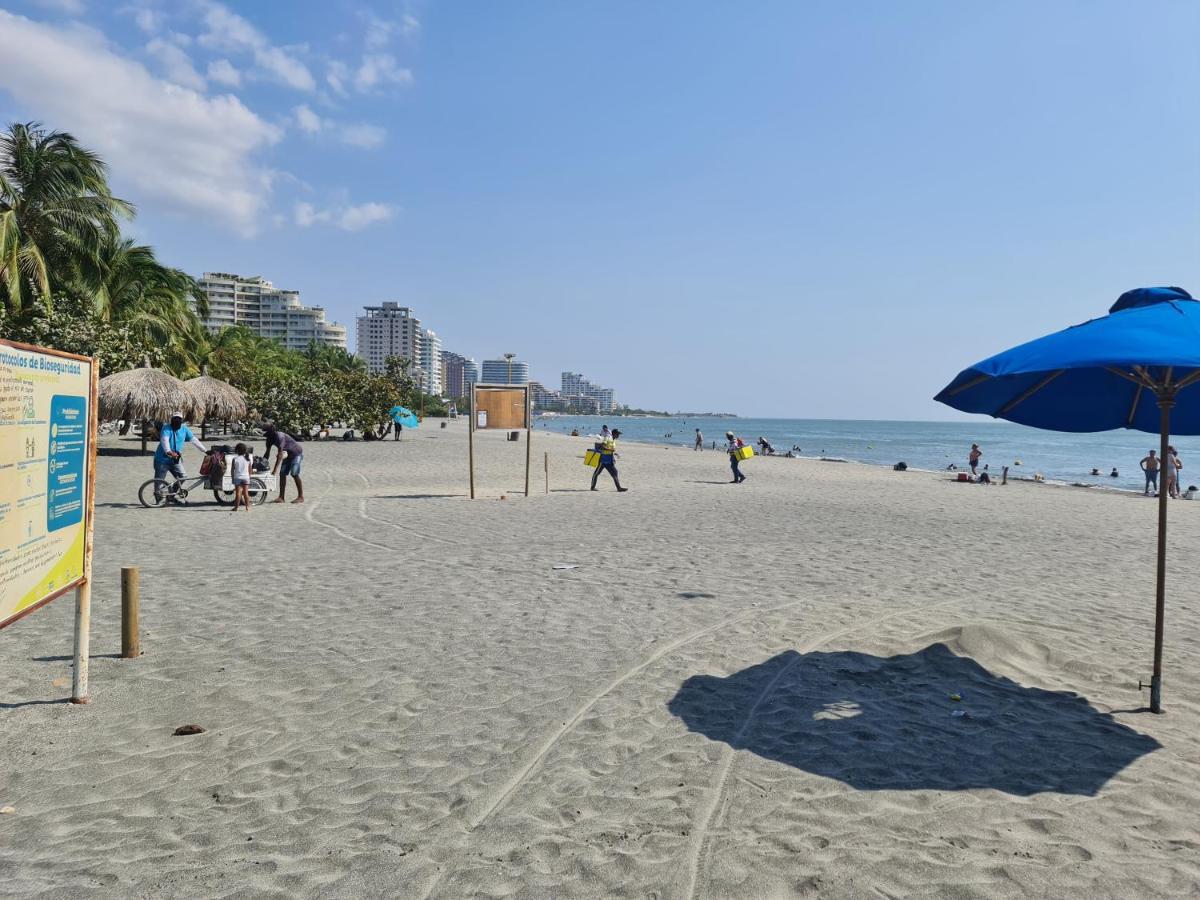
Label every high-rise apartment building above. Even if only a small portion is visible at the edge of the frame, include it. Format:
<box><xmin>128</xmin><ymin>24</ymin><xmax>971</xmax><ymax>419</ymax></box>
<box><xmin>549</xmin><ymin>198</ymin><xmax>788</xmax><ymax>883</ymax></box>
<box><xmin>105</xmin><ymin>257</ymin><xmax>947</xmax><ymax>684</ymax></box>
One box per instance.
<box><xmin>355</xmin><ymin>302</ymin><xmax>422</xmax><ymax>374</ymax></box>
<box><xmin>561</xmin><ymin>371</ymin><xmax>616</xmax><ymax>412</ymax></box>
<box><xmin>441</xmin><ymin>351</ymin><xmax>478</xmax><ymax>398</ymax></box>
<box><xmin>196</xmin><ymin>273</ymin><xmax>347</xmax><ymax>350</ymax></box>
<box><xmin>481</xmin><ymin>357</ymin><xmax>529</xmax><ymax>385</ymax></box>
<box><xmin>418</xmin><ymin>328</ymin><xmax>443</xmax><ymax>395</ymax></box>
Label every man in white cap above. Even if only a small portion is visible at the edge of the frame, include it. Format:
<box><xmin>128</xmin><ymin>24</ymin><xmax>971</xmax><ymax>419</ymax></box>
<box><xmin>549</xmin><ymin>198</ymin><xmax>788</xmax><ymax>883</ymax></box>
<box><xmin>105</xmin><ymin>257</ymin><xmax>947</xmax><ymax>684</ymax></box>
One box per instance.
<box><xmin>154</xmin><ymin>411</ymin><xmax>207</xmax><ymax>502</ymax></box>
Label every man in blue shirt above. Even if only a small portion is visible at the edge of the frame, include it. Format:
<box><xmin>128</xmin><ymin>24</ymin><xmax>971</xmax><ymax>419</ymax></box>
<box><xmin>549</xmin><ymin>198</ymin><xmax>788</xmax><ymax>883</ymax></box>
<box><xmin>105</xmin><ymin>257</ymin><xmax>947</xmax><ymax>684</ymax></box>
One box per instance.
<box><xmin>154</xmin><ymin>411</ymin><xmax>207</xmax><ymax>502</ymax></box>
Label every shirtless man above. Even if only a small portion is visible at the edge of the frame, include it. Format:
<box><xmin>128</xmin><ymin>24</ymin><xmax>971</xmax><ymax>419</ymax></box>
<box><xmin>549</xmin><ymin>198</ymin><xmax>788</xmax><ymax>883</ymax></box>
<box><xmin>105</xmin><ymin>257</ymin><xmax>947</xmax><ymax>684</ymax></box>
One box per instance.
<box><xmin>1140</xmin><ymin>450</ymin><xmax>1159</xmax><ymax>496</ymax></box>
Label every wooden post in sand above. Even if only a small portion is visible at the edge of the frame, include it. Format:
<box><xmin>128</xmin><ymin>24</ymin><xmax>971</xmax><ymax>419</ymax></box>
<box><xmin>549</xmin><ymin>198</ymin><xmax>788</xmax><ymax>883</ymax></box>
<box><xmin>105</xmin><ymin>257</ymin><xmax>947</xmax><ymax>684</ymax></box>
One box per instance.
<box><xmin>544</xmin><ymin>452</ymin><xmax>549</xmax><ymax>494</ymax></box>
<box><xmin>121</xmin><ymin>567</ymin><xmax>140</xmax><ymax>659</ymax></box>
<box><xmin>468</xmin><ymin>391</ymin><xmax>476</xmax><ymax>500</ymax></box>
<box><xmin>71</xmin><ymin>361</ymin><xmax>100</xmax><ymax>704</ymax></box>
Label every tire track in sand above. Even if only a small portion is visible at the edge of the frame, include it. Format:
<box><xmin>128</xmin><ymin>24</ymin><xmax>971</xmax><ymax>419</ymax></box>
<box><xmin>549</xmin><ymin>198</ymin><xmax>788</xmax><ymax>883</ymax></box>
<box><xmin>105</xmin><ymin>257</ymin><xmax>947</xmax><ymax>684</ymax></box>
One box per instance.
<box><xmin>304</xmin><ymin>469</ymin><xmax>397</xmax><ymax>552</ymax></box>
<box><xmin>681</xmin><ymin>596</ymin><xmax>962</xmax><ymax>900</ymax></box>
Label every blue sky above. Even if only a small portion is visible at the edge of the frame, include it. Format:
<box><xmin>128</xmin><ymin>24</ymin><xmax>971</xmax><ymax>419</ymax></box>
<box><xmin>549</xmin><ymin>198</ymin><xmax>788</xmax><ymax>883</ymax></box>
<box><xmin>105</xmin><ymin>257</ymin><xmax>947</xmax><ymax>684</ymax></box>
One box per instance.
<box><xmin>1</xmin><ymin>1</ymin><xmax>1197</xmax><ymax>418</ymax></box>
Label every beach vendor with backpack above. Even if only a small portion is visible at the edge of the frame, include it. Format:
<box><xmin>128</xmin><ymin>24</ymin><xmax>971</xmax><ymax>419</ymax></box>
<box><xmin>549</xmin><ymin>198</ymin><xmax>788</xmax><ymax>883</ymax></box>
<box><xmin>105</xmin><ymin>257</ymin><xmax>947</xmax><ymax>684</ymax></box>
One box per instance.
<box><xmin>154</xmin><ymin>411</ymin><xmax>207</xmax><ymax>503</ymax></box>
<box><xmin>591</xmin><ymin>428</ymin><xmax>628</xmax><ymax>492</ymax></box>
<box><xmin>726</xmin><ymin>431</ymin><xmax>748</xmax><ymax>483</ymax></box>
<box><xmin>263</xmin><ymin>424</ymin><xmax>306</xmax><ymax>504</ymax></box>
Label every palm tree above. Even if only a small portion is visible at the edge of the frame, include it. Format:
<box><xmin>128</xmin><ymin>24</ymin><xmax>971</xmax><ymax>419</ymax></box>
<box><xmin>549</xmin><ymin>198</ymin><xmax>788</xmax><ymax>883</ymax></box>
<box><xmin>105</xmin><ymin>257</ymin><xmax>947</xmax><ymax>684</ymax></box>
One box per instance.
<box><xmin>305</xmin><ymin>341</ymin><xmax>366</xmax><ymax>373</ymax></box>
<box><xmin>0</xmin><ymin>122</ymin><xmax>133</xmax><ymax>312</ymax></box>
<box><xmin>90</xmin><ymin>236</ymin><xmax>209</xmax><ymax>375</ymax></box>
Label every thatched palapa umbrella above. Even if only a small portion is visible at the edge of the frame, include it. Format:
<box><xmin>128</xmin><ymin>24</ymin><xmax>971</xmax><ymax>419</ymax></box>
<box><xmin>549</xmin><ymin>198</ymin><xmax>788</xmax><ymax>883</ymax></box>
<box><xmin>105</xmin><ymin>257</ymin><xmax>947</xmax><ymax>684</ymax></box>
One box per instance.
<box><xmin>184</xmin><ymin>370</ymin><xmax>247</xmax><ymax>439</ymax></box>
<box><xmin>98</xmin><ymin>363</ymin><xmax>196</xmax><ymax>455</ymax></box>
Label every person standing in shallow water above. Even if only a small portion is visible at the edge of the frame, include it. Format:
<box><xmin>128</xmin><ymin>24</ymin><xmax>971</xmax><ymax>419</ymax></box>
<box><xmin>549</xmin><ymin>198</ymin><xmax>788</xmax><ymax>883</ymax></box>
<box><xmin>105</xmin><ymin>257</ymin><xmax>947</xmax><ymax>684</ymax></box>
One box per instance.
<box><xmin>726</xmin><ymin>431</ymin><xmax>746</xmax><ymax>483</ymax></box>
<box><xmin>694</xmin><ymin>428</ymin><xmax>703</xmax><ymax>451</ymax></box>
<box><xmin>1140</xmin><ymin>449</ymin><xmax>1159</xmax><ymax>495</ymax></box>
<box><xmin>591</xmin><ymin>428</ymin><xmax>627</xmax><ymax>492</ymax></box>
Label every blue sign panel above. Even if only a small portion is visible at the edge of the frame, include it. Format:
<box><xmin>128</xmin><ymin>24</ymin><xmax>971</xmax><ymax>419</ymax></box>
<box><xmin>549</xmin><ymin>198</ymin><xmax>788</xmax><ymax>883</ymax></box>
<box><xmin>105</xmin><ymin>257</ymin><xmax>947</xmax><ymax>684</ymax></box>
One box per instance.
<box><xmin>46</xmin><ymin>394</ymin><xmax>87</xmax><ymax>532</ymax></box>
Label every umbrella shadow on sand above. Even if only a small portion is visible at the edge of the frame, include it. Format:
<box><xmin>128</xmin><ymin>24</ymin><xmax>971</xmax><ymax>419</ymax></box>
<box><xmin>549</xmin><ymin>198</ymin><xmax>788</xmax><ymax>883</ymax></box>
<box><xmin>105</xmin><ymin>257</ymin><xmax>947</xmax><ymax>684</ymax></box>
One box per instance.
<box><xmin>668</xmin><ymin>644</ymin><xmax>1160</xmax><ymax>796</ymax></box>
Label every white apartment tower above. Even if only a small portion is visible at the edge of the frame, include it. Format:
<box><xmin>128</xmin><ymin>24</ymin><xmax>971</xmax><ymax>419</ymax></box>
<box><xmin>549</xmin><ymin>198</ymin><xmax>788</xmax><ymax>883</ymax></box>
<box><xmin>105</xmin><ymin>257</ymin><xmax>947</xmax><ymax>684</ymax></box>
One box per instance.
<box><xmin>355</xmin><ymin>302</ymin><xmax>422</xmax><ymax>374</ymax></box>
<box><xmin>196</xmin><ymin>273</ymin><xmax>347</xmax><ymax>351</ymax></box>
<box><xmin>418</xmin><ymin>328</ymin><xmax>443</xmax><ymax>395</ymax></box>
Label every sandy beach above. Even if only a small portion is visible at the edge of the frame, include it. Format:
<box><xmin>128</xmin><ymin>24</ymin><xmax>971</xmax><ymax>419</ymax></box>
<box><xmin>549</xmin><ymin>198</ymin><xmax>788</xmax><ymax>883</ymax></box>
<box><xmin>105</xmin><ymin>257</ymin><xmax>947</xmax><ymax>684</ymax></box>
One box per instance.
<box><xmin>3</xmin><ymin>422</ymin><xmax>1200</xmax><ymax>898</ymax></box>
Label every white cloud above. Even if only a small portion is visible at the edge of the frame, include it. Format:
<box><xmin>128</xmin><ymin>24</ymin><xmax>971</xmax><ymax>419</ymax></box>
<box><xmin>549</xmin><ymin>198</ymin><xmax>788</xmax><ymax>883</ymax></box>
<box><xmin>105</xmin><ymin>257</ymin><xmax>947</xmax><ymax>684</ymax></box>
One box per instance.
<box><xmin>293</xmin><ymin>104</ymin><xmax>324</xmax><ymax>134</ymax></box>
<box><xmin>198</xmin><ymin>1</ymin><xmax>315</xmax><ymax>91</ymax></box>
<box><xmin>337</xmin><ymin>202</ymin><xmax>392</xmax><ymax>231</ymax></box>
<box><xmin>146</xmin><ymin>37</ymin><xmax>206</xmax><ymax>90</ymax></box>
<box><xmin>294</xmin><ymin>200</ymin><xmax>392</xmax><ymax>231</ymax></box>
<box><xmin>0</xmin><ymin>11</ymin><xmax>282</xmax><ymax>236</ymax></box>
<box><xmin>402</xmin><ymin>14</ymin><xmax>420</xmax><ymax>38</ymax></box>
<box><xmin>340</xmin><ymin>123</ymin><xmax>386</xmax><ymax>149</ymax></box>
<box><xmin>326</xmin><ymin>59</ymin><xmax>350</xmax><ymax>95</ymax></box>
<box><xmin>291</xmin><ymin>106</ymin><xmax>386</xmax><ymax>149</ymax></box>
<box><xmin>132</xmin><ymin>8</ymin><xmax>159</xmax><ymax>34</ymax></box>
<box><xmin>35</xmin><ymin>0</ymin><xmax>86</xmax><ymax>14</ymax></box>
<box><xmin>207</xmin><ymin>58</ymin><xmax>241</xmax><ymax>87</ymax></box>
<box><xmin>363</xmin><ymin>14</ymin><xmax>394</xmax><ymax>51</ymax></box>
<box><xmin>293</xmin><ymin>201</ymin><xmax>328</xmax><ymax>227</ymax></box>
<box><xmin>354</xmin><ymin>54</ymin><xmax>412</xmax><ymax>93</ymax></box>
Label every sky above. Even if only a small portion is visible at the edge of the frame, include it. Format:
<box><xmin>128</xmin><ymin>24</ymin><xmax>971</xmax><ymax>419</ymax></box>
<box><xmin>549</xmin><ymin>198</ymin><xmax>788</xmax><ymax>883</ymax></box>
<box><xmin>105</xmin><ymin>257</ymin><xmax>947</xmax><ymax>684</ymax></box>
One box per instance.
<box><xmin>0</xmin><ymin>1</ymin><xmax>1197</xmax><ymax>418</ymax></box>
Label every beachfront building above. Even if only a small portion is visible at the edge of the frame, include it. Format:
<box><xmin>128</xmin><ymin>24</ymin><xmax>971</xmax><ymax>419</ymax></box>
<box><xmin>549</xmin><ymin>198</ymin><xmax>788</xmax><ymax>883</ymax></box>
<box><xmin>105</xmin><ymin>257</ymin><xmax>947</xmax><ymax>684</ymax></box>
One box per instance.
<box><xmin>528</xmin><ymin>381</ymin><xmax>560</xmax><ymax>409</ymax></box>
<box><xmin>561</xmin><ymin>371</ymin><xmax>617</xmax><ymax>412</ymax></box>
<box><xmin>418</xmin><ymin>328</ymin><xmax>443</xmax><ymax>395</ymax></box>
<box><xmin>441</xmin><ymin>351</ymin><xmax>478</xmax><ymax>398</ymax></box>
<box><xmin>481</xmin><ymin>357</ymin><xmax>529</xmax><ymax>385</ymax></box>
<box><xmin>356</xmin><ymin>302</ymin><xmax>422</xmax><ymax>374</ymax></box>
<box><xmin>196</xmin><ymin>272</ymin><xmax>347</xmax><ymax>351</ymax></box>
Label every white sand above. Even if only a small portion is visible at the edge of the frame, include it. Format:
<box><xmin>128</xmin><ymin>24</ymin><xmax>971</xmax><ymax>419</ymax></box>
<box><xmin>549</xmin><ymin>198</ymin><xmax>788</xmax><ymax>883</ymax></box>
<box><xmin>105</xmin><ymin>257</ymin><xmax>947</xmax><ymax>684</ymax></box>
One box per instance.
<box><xmin>2</xmin><ymin>423</ymin><xmax>1199</xmax><ymax>898</ymax></box>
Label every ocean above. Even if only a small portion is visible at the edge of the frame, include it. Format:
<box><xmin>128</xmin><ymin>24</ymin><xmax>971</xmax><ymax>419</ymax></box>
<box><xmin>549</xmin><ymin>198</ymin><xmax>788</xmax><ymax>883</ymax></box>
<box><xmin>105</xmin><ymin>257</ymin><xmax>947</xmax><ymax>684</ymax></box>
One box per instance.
<box><xmin>533</xmin><ymin>415</ymin><xmax>1198</xmax><ymax>494</ymax></box>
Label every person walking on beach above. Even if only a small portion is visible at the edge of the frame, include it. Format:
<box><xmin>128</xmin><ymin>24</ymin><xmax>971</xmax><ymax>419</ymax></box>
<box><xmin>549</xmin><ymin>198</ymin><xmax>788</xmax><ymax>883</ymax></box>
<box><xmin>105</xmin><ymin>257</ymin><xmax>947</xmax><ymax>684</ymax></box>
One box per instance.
<box><xmin>263</xmin><ymin>424</ymin><xmax>306</xmax><ymax>504</ymax></box>
<box><xmin>969</xmin><ymin>443</ymin><xmax>982</xmax><ymax>476</ymax></box>
<box><xmin>727</xmin><ymin>431</ymin><xmax>747</xmax><ymax>483</ymax></box>
<box><xmin>694</xmin><ymin>428</ymin><xmax>703</xmax><ymax>451</ymax></box>
<box><xmin>153</xmin><ymin>411</ymin><xmax>207</xmax><ymax>503</ymax></box>
<box><xmin>1140</xmin><ymin>449</ymin><xmax>1160</xmax><ymax>495</ymax></box>
<box><xmin>591</xmin><ymin>428</ymin><xmax>627</xmax><ymax>492</ymax></box>
<box><xmin>601</xmin><ymin>424</ymin><xmax>611</xmax><ymax>440</ymax></box>
<box><xmin>230</xmin><ymin>443</ymin><xmax>253</xmax><ymax>512</ymax></box>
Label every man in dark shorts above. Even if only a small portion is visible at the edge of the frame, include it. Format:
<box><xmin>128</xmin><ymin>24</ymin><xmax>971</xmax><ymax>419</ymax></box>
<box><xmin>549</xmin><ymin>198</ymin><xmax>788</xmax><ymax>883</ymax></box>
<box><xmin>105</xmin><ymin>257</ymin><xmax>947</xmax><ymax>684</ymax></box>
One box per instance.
<box><xmin>263</xmin><ymin>424</ymin><xmax>305</xmax><ymax>503</ymax></box>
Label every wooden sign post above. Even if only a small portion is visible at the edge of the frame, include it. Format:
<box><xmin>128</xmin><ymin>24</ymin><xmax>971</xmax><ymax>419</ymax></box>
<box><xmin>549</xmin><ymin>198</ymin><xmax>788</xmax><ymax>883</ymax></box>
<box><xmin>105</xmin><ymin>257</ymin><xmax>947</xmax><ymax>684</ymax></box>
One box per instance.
<box><xmin>0</xmin><ymin>340</ymin><xmax>98</xmax><ymax>703</ymax></box>
<box><xmin>469</xmin><ymin>383</ymin><xmax>532</xmax><ymax>499</ymax></box>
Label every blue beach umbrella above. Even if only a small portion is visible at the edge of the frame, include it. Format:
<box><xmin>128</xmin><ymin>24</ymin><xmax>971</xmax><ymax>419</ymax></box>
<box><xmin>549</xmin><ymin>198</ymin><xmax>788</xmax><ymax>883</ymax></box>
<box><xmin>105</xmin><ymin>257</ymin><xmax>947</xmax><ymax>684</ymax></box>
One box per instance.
<box><xmin>935</xmin><ymin>286</ymin><xmax>1199</xmax><ymax>713</ymax></box>
<box><xmin>390</xmin><ymin>405</ymin><xmax>419</xmax><ymax>428</ymax></box>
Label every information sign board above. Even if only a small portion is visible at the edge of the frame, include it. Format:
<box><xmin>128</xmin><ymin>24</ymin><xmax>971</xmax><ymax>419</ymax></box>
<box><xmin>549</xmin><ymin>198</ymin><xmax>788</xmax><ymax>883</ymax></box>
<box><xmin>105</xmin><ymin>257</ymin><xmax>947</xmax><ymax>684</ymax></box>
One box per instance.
<box><xmin>0</xmin><ymin>340</ymin><xmax>96</xmax><ymax>628</ymax></box>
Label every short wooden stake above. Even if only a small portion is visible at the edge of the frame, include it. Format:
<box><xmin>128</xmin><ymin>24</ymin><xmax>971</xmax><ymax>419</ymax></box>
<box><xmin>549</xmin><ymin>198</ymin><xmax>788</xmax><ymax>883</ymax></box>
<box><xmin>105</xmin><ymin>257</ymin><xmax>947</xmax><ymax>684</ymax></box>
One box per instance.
<box><xmin>544</xmin><ymin>451</ymin><xmax>549</xmax><ymax>494</ymax></box>
<box><xmin>121</xmin><ymin>566</ymin><xmax>141</xmax><ymax>659</ymax></box>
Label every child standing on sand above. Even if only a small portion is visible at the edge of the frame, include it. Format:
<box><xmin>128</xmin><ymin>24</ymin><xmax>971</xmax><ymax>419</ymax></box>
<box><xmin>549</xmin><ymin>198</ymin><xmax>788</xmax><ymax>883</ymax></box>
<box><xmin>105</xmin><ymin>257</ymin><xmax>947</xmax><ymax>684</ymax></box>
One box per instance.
<box><xmin>230</xmin><ymin>443</ymin><xmax>253</xmax><ymax>512</ymax></box>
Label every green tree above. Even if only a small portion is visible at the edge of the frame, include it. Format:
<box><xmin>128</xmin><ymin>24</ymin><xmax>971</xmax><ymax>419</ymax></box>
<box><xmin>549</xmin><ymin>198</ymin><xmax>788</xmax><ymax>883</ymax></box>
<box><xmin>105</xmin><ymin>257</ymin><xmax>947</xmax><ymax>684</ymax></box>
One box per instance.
<box><xmin>0</xmin><ymin>122</ymin><xmax>133</xmax><ymax>312</ymax></box>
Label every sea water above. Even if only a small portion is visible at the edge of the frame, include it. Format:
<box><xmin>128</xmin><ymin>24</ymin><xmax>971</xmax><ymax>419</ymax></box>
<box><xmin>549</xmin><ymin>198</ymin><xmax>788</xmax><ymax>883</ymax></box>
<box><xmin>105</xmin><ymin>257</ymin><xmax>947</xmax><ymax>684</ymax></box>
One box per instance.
<box><xmin>535</xmin><ymin>416</ymin><xmax>1199</xmax><ymax>494</ymax></box>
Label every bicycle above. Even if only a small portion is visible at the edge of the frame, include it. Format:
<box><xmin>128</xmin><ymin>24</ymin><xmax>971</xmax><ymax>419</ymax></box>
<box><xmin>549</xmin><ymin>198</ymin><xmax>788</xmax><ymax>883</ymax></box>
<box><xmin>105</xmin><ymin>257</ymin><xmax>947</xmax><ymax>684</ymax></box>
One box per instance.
<box><xmin>138</xmin><ymin>471</ymin><xmax>269</xmax><ymax>508</ymax></box>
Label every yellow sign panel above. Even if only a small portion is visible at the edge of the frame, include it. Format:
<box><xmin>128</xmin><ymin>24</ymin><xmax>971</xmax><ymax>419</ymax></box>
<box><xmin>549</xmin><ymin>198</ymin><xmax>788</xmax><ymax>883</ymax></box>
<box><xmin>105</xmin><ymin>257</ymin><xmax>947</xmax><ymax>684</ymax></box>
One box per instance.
<box><xmin>0</xmin><ymin>340</ymin><xmax>95</xmax><ymax>628</ymax></box>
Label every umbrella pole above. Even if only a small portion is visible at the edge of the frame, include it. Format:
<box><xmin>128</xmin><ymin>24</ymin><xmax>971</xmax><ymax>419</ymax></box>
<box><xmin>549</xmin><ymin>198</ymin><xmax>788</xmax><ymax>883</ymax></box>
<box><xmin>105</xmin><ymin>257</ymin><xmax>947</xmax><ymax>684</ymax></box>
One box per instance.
<box><xmin>1151</xmin><ymin>395</ymin><xmax>1173</xmax><ymax>713</ymax></box>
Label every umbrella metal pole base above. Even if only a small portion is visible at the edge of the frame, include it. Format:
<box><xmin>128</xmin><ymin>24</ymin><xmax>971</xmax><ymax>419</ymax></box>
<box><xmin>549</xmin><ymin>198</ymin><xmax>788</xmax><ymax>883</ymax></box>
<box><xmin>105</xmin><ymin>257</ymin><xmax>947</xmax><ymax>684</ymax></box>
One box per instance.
<box><xmin>1151</xmin><ymin>675</ymin><xmax>1163</xmax><ymax>714</ymax></box>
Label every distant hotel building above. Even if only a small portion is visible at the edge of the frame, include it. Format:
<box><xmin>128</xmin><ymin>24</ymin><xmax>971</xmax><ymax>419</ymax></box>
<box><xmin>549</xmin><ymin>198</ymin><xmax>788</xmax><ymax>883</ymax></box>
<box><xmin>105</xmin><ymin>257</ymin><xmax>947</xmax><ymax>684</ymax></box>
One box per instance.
<box><xmin>561</xmin><ymin>371</ymin><xmax>616</xmax><ymax>412</ymax></box>
<box><xmin>481</xmin><ymin>357</ymin><xmax>529</xmax><ymax>385</ymax></box>
<box><xmin>355</xmin><ymin>302</ymin><xmax>422</xmax><ymax>374</ymax></box>
<box><xmin>441</xmin><ymin>351</ymin><xmax>479</xmax><ymax>398</ymax></box>
<box><xmin>196</xmin><ymin>272</ymin><xmax>347</xmax><ymax>351</ymax></box>
<box><xmin>418</xmin><ymin>328</ymin><xmax>443</xmax><ymax>395</ymax></box>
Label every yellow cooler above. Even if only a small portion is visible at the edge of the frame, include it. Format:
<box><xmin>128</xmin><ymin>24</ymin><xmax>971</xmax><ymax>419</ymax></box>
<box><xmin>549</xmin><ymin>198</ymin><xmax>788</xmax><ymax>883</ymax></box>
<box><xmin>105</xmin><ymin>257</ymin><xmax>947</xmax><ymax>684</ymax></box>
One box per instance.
<box><xmin>734</xmin><ymin>445</ymin><xmax>755</xmax><ymax>461</ymax></box>
<box><xmin>584</xmin><ymin>449</ymin><xmax>602</xmax><ymax>468</ymax></box>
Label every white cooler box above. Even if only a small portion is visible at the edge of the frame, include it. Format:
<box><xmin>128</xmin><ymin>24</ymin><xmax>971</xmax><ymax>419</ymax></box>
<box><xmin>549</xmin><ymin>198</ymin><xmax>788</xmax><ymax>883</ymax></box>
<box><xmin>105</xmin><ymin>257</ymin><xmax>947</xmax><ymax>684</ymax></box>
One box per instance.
<box><xmin>219</xmin><ymin>472</ymin><xmax>277</xmax><ymax>492</ymax></box>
